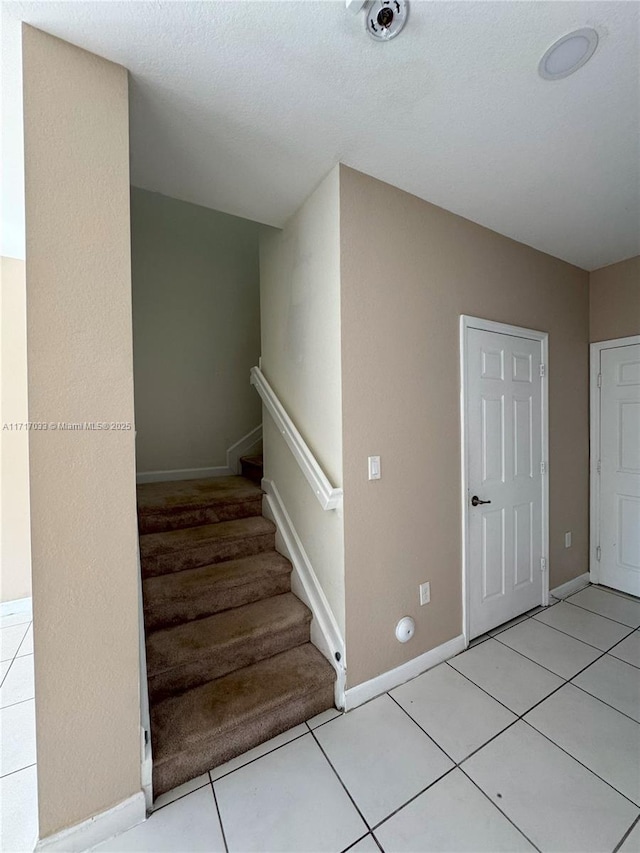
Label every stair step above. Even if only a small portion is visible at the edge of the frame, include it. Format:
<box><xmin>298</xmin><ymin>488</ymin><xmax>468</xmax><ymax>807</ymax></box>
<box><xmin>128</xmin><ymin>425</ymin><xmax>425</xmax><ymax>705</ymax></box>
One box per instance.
<box><xmin>240</xmin><ymin>455</ymin><xmax>263</xmax><ymax>485</ymax></box>
<box><xmin>146</xmin><ymin>593</ymin><xmax>312</xmax><ymax>702</ymax></box>
<box><xmin>140</xmin><ymin>517</ymin><xmax>276</xmax><ymax>578</ymax></box>
<box><xmin>143</xmin><ymin>552</ymin><xmax>293</xmax><ymax>632</ymax></box>
<box><xmin>151</xmin><ymin>643</ymin><xmax>335</xmax><ymax>796</ymax></box>
<box><xmin>137</xmin><ymin>476</ymin><xmax>262</xmax><ymax>534</ymax></box>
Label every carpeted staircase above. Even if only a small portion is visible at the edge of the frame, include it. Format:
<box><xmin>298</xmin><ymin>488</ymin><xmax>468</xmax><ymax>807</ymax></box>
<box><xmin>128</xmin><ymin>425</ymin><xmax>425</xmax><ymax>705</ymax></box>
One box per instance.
<box><xmin>137</xmin><ymin>463</ymin><xmax>336</xmax><ymax>797</ymax></box>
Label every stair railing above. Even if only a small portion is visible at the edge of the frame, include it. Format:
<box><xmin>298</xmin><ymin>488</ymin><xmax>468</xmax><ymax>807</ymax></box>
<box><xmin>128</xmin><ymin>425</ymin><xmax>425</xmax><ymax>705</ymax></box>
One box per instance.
<box><xmin>250</xmin><ymin>366</ymin><xmax>343</xmax><ymax>511</ymax></box>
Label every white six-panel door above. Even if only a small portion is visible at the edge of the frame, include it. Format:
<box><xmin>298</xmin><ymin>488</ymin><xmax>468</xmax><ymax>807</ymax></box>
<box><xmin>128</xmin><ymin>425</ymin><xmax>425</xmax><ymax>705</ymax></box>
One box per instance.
<box><xmin>595</xmin><ymin>342</ymin><xmax>640</xmax><ymax>597</ymax></box>
<box><xmin>463</xmin><ymin>320</ymin><xmax>547</xmax><ymax>639</ymax></box>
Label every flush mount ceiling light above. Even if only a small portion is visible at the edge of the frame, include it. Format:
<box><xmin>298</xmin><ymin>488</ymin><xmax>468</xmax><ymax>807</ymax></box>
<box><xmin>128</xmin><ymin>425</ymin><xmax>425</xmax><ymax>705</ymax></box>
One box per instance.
<box><xmin>538</xmin><ymin>28</ymin><xmax>599</xmax><ymax>80</ymax></box>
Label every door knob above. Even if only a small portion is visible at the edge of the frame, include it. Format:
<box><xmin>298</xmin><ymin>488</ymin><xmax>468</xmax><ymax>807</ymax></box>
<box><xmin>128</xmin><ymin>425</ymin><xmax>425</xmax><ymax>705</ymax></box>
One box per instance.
<box><xmin>471</xmin><ymin>495</ymin><xmax>491</xmax><ymax>506</ymax></box>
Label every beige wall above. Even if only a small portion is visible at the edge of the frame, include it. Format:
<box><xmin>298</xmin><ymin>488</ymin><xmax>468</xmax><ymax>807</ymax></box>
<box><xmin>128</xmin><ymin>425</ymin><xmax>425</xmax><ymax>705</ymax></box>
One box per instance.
<box><xmin>260</xmin><ymin>166</ymin><xmax>345</xmax><ymax>633</ymax></box>
<box><xmin>590</xmin><ymin>255</ymin><xmax>640</xmax><ymax>342</ymax></box>
<box><xmin>23</xmin><ymin>26</ymin><xmax>141</xmax><ymax>837</ymax></box>
<box><xmin>1</xmin><ymin>256</ymin><xmax>32</xmax><ymax>602</ymax></box>
<box><xmin>131</xmin><ymin>188</ymin><xmax>261</xmax><ymax>473</ymax></box>
<box><xmin>340</xmin><ymin>165</ymin><xmax>590</xmax><ymax>688</ymax></box>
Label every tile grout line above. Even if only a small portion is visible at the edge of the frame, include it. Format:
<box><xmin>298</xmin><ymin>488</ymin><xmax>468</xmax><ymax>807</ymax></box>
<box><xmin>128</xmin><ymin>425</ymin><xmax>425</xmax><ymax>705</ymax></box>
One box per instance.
<box><xmin>307</xmin><ymin>724</ymin><xmax>372</xmax><ymax>833</ymax></box>
<box><xmin>457</xmin><ymin>765</ymin><xmax>543</xmax><ymax>853</ymax></box>
<box><xmin>207</xmin><ymin>730</ymin><xmax>309</xmax><ymax>787</ymax></box>
<box><xmin>0</xmin><ymin>761</ymin><xmax>37</xmax><ymax>781</ymax></box>
<box><xmin>563</xmin><ymin>597</ymin><xmax>640</xmax><ymax>630</ymax></box>
<box><xmin>519</xmin><ymin>718</ymin><xmax>640</xmax><ymax>810</ymax></box>
<box><xmin>339</xmin><ymin>831</ymin><xmax>373</xmax><ymax>853</ymax></box>
<box><xmin>0</xmin><ymin>620</ymin><xmax>31</xmax><ymax>688</ymax></box>
<box><xmin>613</xmin><ymin>814</ymin><xmax>640</xmax><ymax>853</ymax></box>
<box><xmin>210</xmin><ymin>780</ymin><xmax>229</xmax><ymax>853</ymax></box>
<box><xmin>529</xmin><ymin>612</ymin><xmax>636</xmax><ymax>653</ymax></box>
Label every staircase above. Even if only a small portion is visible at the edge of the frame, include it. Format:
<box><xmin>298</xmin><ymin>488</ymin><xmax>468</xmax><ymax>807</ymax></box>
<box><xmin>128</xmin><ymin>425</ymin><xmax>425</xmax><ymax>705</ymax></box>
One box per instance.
<box><xmin>137</xmin><ymin>461</ymin><xmax>336</xmax><ymax>797</ymax></box>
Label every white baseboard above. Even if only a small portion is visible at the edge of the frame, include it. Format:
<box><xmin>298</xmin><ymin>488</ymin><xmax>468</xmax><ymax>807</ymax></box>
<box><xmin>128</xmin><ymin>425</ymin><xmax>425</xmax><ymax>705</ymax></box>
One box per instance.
<box><xmin>227</xmin><ymin>425</ymin><xmax>262</xmax><ymax>475</ymax></box>
<box><xmin>344</xmin><ymin>634</ymin><xmax>466</xmax><ymax>711</ymax></box>
<box><xmin>262</xmin><ymin>478</ymin><xmax>346</xmax><ymax>709</ymax></box>
<box><xmin>1</xmin><ymin>596</ymin><xmax>32</xmax><ymax>617</ymax></box>
<box><xmin>136</xmin><ymin>465</ymin><xmax>232</xmax><ymax>484</ymax></box>
<box><xmin>36</xmin><ymin>792</ymin><xmax>146</xmax><ymax>852</ymax></box>
<box><xmin>551</xmin><ymin>572</ymin><xmax>590</xmax><ymax>600</ymax></box>
<box><xmin>136</xmin><ymin>425</ymin><xmax>263</xmax><ymax>484</ymax></box>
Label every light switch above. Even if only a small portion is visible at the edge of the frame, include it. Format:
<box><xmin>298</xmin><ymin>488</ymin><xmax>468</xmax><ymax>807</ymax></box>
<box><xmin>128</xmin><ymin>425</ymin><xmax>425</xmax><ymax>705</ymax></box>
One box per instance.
<box><xmin>368</xmin><ymin>456</ymin><xmax>381</xmax><ymax>480</ymax></box>
<box><xmin>565</xmin><ymin>531</ymin><xmax>572</xmax><ymax>548</ymax></box>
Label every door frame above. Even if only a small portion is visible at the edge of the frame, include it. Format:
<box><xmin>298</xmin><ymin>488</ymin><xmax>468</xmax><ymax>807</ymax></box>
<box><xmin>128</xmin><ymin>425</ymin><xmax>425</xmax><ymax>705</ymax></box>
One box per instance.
<box><xmin>460</xmin><ymin>315</ymin><xmax>549</xmax><ymax>645</ymax></box>
<box><xmin>589</xmin><ymin>334</ymin><xmax>640</xmax><ymax>586</ymax></box>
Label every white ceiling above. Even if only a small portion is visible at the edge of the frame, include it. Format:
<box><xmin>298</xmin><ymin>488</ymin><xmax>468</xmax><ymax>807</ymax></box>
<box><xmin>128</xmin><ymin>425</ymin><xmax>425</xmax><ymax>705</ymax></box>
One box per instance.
<box><xmin>2</xmin><ymin>1</ymin><xmax>639</xmax><ymax>269</ymax></box>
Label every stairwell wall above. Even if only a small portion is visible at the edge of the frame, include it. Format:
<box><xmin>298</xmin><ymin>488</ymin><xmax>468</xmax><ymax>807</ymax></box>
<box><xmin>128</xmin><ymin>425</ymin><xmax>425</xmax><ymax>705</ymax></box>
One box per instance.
<box><xmin>130</xmin><ymin>188</ymin><xmax>261</xmax><ymax>474</ymax></box>
<box><xmin>23</xmin><ymin>26</ymin><xmax>142</xmax><ymax>838</ymax></box>
<box><xmin>259</xmin><ymin>165</ymin><xmax>345</xmax><ymax>636</ymax></box>
<box><xmin>339</xmin><ymin>165</ymin><xmax>590</xmax><ymax>688</ymax></box>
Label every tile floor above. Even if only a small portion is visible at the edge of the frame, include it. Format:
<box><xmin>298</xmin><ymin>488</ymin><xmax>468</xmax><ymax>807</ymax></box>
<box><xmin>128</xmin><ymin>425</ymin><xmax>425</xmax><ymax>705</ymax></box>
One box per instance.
<box><xmin>0</xmin><ymin>602</ymin><xmax>38</xmax><ymax>853</ymax></box>
<box><xmin>4</xmin><ymin>585</ymin><xmax>640</xmax><ymax>853</ymax></box>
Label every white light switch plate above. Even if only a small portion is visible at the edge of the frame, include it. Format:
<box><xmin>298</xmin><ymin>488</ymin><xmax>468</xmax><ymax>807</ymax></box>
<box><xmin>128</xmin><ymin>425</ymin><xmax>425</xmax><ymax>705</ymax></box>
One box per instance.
<box><xmin>420</xmin><ymin>582</ymin><xmax>431</xmax><ymax>606</ymax></box>
<box><xmin>565</xmin><ymin>532</ymin><xmax>572</xmax><ymax>548</ymax></box>
<box><xmin>368</xmin><ymin>456</ymin><xmax>381</xmax><ymax>480</ymax></box>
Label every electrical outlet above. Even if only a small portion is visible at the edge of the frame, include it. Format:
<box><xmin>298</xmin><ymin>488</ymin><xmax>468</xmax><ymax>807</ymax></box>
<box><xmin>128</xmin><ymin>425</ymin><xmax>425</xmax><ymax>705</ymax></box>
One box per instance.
<box><xmin>565</xmin><ymin>531</ymin><xmax>572</xmax><ymax>548</ymax></box>
<box><xmin>419</xmin><ymin>582</ymin><xmax>431</xmax><ymax>606</ymax></box>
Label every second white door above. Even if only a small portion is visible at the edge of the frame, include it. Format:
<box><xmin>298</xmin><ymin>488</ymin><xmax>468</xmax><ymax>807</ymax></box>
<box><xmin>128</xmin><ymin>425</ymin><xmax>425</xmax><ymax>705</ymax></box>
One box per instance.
<box><xmin>465</xmin><ymin>324</ymin><xmax>546</xmax><ymax>639</ymax></box>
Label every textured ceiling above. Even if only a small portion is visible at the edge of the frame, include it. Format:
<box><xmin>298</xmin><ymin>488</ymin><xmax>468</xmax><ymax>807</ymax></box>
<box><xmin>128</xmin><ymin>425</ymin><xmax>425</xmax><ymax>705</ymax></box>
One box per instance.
<box><xmin>2</xmin><ymin>1</ymin><xmax>639</xmax><ymax>269</ymax></box>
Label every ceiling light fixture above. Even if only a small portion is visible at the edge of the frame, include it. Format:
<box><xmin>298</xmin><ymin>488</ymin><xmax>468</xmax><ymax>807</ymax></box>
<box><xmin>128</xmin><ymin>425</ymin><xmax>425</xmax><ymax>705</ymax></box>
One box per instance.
<box><xmin>538</xmin><ymin>28</ymin><xmax>599</xmax><ymax>80</ymax></box>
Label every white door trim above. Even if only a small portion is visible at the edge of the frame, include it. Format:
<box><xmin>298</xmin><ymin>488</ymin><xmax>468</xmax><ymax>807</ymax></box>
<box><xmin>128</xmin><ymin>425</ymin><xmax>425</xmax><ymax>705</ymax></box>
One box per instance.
<box><xmin>589</xmin><ymin>335</ymin><xmax>640</xmax><ymax>586</ymax></box>
<box><xmin>460</xmin><ymin>315</ymin><xmax>549</xmax><ymax>645</ymax></box>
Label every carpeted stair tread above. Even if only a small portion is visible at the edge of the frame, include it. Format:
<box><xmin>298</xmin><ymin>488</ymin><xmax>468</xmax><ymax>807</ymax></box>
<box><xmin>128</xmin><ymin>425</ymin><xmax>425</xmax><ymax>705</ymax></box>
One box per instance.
<box><xmin>240</xmin><ymin>455</ymin><xmax>264</xmax><ymax>485</ymax></box>
<box><xmin>146</xmin><ymin>593</ymin><xmax>312</xmax><ymax>701</ymax></box>
<box><xmin>143</xmin><ymin>552</ymin><xmax>293</xmax><ymax>631</ymax></box>
<box><xmin>140</xmin><ymin>517</ymin><xmax>276</xmax><ymax>577</ymax></box>
<box><xmin>151</xmin><ymin>643</ymin><xmax>335</xmax><ymax>795</ymax></box>
<box><xmin>137</xmin><ymin>476</ymin><xmax>263</xmax><ymax>534</ymax></box>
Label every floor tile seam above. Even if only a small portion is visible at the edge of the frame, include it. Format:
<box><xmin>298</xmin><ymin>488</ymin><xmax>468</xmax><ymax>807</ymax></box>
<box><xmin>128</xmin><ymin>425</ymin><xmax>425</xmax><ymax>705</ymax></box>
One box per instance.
<box><xmin>208</xmin><ymin>728</ymin><xmax>309</xmax><ymax>785</ymax></box>
<box><xmin>210</xmin><ymin>780</ymin><xmax>229</xmax><ymax>853</ymax></box>
<box><xmin>526</xmin><ymin>614</ymin><xmax>627</xmax><ymax>652</ymax></box>
<box><xmin>456</xmin><ymin>764</ymin><xmax>543</xmax><ymax>853</ymax></box>
<box><xmin>443</xmin><ymin>660</ymin><xmax>525</xmax><ymax>716</ymax></box>
<box><xmin>529</xmin><ymin>613</ymin><xmax>635</xmax><ymax>652</ymax></box>
<box><xmin>562</xmin><ymin>597</ymin><xmax>639</xmax><ymax>628</ymax></box>
<box><xmin>152</xmin><ymin>779</ymin><xmax>211</xmax><ymax>813</ymax></box>
<box><xmin>613</xmin><ymin>814</ymin><xmax>640</xmax><ymax>853</ymax></box>
<box><xmin>0</xmin><ymin>696</ymin><xmax>36</xmax><ymax>712</ymax></box>
<box><xmin>566</xmin><ymin>680</ymin><xmax>640</xmax><ymax>726</ymax></box>
<box><xmin>563</xmin><ymin>598</ymin><xmax>640</xmax><ymax>629</ymax></box>
<box><xmin>608</xmin><ymin>650</ymin><xmax>640</xmax><ymax>671</ymax></box>
<box><xmin>490</xmin><ymin>633</ymin><xmax>578</xmax><ymax>679</ymax></box>
<box><xmin>14</xmin><ymin>623</ymin><xmax>33</xmax><ymax>659</ymax></box>
<box><xmin>340</xmin><ymin>831</ymin><xmax>375</xmax><ymax>853</ymax></box>
<box><xmin>592</xmin><ymin>586</ymin><xmax>640</xmax><ymax>606</ymax></box>
<box><xmin>0</xmin><ymin>762</ymin><xmax>37</xmax><ymax>781</ymax></box>
<box><xmin>519</xmin><ymin>717</ymin><xmax>640</xmax><ymax>809</ymax></box>
<box><xmin>386</xmin><ymin>692</ymin><xmax>459</xmax><ymax>765</ymax></box>
<box><xmin>307</xmin><ymin>726</ymin><xmax>372</xmax><ymax>833</ymax></box>
<box><xmin>446</xmin><ymin>658</ymin><xmax>567</xmax><ymax>720</ymax></box>
<box><xmin>368</xmin><ymin>764</ymin><xmax>459</xmax><ymax>833</ymax></box>
<box><xmin>0</xmin><ymin>622</ymin><xmax>30</xmax><ymax>681</ymax></box>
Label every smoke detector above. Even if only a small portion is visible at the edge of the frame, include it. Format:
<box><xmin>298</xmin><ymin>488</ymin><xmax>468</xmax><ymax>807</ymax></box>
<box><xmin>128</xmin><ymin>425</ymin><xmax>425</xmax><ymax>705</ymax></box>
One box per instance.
<box><xmin>348</xmin><ymin>0</ymin><xmax>409</xmax><ymax>41</ymax></box>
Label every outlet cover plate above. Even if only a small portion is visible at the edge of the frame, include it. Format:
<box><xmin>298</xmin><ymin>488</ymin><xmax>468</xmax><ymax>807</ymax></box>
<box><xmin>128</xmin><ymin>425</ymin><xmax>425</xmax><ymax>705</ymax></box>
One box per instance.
<box><xmin>420</xmin><ymin>582</ymin><xmax>431</xmax><ymax>606</ymax></box>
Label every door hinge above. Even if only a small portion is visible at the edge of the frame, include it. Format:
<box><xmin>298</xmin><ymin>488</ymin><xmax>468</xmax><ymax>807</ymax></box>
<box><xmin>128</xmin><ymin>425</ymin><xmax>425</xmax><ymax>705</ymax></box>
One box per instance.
<box><xmin>597</xmin><ymin>459</ymin><xmax>601</xmax><ymax>475</ymax></box>
<box><xmin>539</xmin><ymin>364</ymin><xmax>546</xmax><ymax>378</ymax></box>
<box><xmin>540</xmin><ymin>461</ymin><xmax>547</xmax><ymax>475</ymax></box>
<box><xmin>540</xmin><ymin>557</ymin><xmax>547</xmax><ymax>573</ymax></box>
<box><xmin>597</xmin><ymin>373</ymin><xmax>602</xmax><ymax>388</ymax></box>
<box><xmin>596</xmin><ymin>545</ymin><xmax>601</xmax><ymax>562</ymax></box>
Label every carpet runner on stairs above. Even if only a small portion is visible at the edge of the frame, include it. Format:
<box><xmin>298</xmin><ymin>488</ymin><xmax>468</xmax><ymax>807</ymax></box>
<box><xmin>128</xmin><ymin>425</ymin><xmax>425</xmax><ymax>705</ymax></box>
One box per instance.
<box><xmin>137</xmin><ymin>472</ymin><xmax>335</xmax><ymax>798</ymax></box>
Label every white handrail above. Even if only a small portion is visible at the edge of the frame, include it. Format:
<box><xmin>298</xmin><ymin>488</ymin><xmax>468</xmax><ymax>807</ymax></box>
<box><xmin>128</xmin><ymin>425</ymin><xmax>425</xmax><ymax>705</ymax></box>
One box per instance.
<box><xmin>250</xmin><ymin>366</ymin><xmax>343</xmax><ymax>511</ymax></box>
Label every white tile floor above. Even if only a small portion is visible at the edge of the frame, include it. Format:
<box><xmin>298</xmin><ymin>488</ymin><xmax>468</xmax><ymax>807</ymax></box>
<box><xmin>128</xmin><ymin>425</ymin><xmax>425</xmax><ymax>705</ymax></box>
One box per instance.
<box><xmin>0</xmin><ymin>602</ymin><xmax>38</xmax><ymax>853</ymax></box>
<box><xmin>4</xmin><ymin>586</ymin><xmax>640</xmax><ymax>853</ymax></box>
